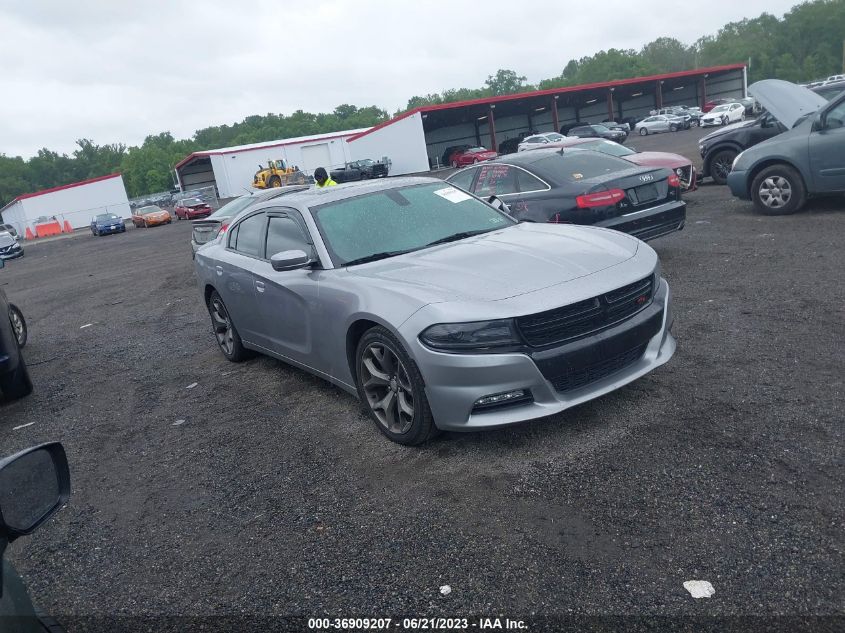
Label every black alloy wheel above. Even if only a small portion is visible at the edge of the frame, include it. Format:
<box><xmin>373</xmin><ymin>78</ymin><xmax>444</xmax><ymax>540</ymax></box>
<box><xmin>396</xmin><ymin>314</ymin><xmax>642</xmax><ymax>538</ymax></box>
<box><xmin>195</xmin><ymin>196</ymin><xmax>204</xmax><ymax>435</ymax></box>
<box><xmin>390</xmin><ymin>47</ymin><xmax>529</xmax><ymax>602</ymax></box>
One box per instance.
<box><xmin>206</xmin><ymin>291</ymin><xmax>252</xmax><ymax>362</ymax></box>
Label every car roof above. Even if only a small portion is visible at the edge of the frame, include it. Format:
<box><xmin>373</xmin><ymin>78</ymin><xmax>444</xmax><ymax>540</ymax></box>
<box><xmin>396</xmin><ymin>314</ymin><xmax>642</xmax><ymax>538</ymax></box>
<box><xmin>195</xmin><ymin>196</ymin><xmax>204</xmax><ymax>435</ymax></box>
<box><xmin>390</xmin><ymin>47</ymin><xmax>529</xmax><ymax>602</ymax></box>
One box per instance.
<box><xmin>248</xmin><ymin>177</ymin><xmax>442</xmax><ymax>209</ymax></box>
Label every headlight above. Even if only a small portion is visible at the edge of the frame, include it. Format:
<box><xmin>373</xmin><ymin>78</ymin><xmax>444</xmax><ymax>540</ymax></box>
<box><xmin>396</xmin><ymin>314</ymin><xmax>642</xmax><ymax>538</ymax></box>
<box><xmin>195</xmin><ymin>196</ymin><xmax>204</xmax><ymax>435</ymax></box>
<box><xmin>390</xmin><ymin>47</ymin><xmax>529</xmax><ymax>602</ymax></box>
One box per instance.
<box><xmin>420</xmin><ymin>319</ymin><xmax>520</xmax><ymax>351</ymax></box>
<box><xmin>675</xmin><ymin>168</ymin><xmax>684</xmax><ymax>176</ymax></box>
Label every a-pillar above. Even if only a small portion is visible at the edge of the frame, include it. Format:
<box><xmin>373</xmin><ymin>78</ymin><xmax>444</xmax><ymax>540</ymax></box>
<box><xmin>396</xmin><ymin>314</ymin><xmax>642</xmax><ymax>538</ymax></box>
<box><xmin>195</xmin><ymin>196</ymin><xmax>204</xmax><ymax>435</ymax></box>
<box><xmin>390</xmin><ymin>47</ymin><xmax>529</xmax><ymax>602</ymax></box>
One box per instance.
<box><xmin>488</xmin><ymin>106</ymin><xmax>497</xmax><ymax>152</ymax></box>
<box><xmin>552</xmin><ymin>96</ymin><xmax>560</xmax><ymax>132</ymax></box>
<box><xmin>607</xmin><ymin>89</ymin><xmax>615</xmax><ymax>121</ymax></box>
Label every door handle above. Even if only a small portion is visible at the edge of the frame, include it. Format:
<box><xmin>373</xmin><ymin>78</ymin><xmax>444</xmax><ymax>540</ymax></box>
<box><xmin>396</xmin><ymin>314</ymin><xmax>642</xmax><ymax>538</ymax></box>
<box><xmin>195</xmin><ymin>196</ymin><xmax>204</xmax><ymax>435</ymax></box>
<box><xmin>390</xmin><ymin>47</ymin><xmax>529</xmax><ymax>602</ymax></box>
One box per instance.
<box><xmin>215</xmin><ymin>265</ymin><xmax>222</xmax><ymax>276</ymax></box>
<box><xmin>255</xmin><ymin>280</ymin><xmax>265</xmax><ymax>293</ymax></box>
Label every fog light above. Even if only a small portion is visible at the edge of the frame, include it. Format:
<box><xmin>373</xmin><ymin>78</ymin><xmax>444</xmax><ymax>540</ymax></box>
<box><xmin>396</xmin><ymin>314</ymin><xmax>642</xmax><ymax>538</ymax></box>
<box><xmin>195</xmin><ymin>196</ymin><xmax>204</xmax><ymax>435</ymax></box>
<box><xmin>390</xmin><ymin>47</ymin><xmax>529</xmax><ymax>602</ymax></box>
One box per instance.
<box><xmin>474</xmin><ymin>389</ymin><xmax>529</xmax><ymax>407</ymax></box>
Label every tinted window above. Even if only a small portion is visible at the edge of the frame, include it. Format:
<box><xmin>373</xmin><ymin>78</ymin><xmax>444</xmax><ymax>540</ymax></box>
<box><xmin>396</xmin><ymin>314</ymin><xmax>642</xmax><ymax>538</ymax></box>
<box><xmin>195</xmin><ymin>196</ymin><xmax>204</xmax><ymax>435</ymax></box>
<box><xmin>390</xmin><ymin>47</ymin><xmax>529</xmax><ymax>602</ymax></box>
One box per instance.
<box><xmin>515</xmin><ymin>169</ymin><xmax>546</xmax><ymax>192</ymax></box>
<box><xmin>534</xmin><ymin>152</ymin><xmax>634</xmax><ymax>183</ymax></box>
<box><xmin>448</xmin><ymin>167</ymin><xmax>477</xmax><ymax>192</ymax></box>
<box><xmin>266</xmin><ymin>216</ymin><xmax>309</xmax><ymax>256</ymax></box>
<box><xmin>474</xmin><ymin>164</ymin><xmax>518</xmax><ymax>196</ymax></box>
<box><xmin>233</xmin><ymin>213</ymin><xmax>266</xmax><ymax>257</ymax></box>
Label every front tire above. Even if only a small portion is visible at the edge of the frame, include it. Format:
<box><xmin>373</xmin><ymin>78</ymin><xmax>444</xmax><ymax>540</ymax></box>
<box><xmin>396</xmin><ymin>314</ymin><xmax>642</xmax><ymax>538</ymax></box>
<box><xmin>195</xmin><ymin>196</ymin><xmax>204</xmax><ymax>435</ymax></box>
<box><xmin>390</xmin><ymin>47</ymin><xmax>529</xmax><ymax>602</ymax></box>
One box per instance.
<box><xmin>268</xmin><ymin>176</ymin><xmax>282</xmax><ymax>188</ymax></box>
<box><xmin>751</xmin><ymin>165</ymin><xmax>806</xmax><ymax>215</ymax></box>
<box><xmin>0</xmin><ymin>357</ymin><xmax>33</xmax><ymax>400</ymax></box>
<box><xmin>639</xmin><ymin>127</ymin><xmax>648</xmax><ymax>136</ymax></box>
<box><xmin>206</xmin><ymin>291</ymin><xmax>253</xmax><ymax>361</ymax></box>
<box><xmin>670</xmin><ymin>124</ymin><xmax>678</xmax><ymax>132</ymax></box>
<box><xmin>355</xmin><ymin>326</ymin><xmax>438</xmax><ymax>445</ymax></box>
<box><xmin>708</xmin><ymin>149</ymin><xmax>737</xmax><ymax>186</ymax></box>
<box><xmin>9</xmin><ymin>305</ymin><xmax>26</xmax><ymax>348</ymax></box>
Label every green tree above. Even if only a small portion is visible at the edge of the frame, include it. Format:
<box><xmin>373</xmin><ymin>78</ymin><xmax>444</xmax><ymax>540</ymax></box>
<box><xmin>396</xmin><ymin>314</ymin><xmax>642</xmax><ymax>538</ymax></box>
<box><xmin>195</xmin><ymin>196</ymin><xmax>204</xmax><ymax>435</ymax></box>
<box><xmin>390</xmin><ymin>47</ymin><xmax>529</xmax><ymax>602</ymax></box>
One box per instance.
<box><xmin>484</xmin><ymin>69</ymin><xmax>531</xmax><ymax>95</ymax></box>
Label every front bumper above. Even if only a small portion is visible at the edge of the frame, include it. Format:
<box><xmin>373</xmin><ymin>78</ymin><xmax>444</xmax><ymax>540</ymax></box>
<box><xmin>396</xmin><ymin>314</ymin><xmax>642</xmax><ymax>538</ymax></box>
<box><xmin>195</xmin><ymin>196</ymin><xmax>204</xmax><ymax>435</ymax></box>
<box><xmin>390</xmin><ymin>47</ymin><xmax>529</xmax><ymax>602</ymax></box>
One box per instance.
<box><xmin>145</xmin><ymin>216</ymin><xmax>171</xmax><ymax>226</ymax></box>
<box><xmin>726</xmin><ymin>169</ymin><xmax>750</xmax><ymax>199</ymax></box>
<box><xmin>410</xmin><ymin>279</ymin><xmax>675</xmax><ymax>431</ymax></box>
<box><xmin>0</xmin><ymin>246</ymin><xmax>24</xmax><ymax>260</ymax></box>
<box><xmin>95</xmin><ymin>224</ymin><xmax>125</xmax><ymax>234</ymax></box>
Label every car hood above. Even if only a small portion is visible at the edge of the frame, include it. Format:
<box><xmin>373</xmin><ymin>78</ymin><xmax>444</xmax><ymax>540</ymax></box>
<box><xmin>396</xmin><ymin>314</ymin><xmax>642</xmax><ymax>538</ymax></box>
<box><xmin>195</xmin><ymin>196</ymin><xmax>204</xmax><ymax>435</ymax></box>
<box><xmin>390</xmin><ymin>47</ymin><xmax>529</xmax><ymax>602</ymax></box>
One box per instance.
<box><xmin>142</xmin><ymin>211</ymin><xmax>170</xmax><ymax>218</ymax></box>
<box><xmin>749</xmin><ymin>79</ymin><xmax>827</xmax><ymax>128</ymax></box>
<box><xmin>624</xmin><ymin>151</ymin><xmax>689</xmax><ymax>168</ymax></box>
<box><xmin>700</xmin><ymin>119</ymin><xmax>755</xmax><ymax>143</ymax></box>
<box><xmin>346</xmin><ymin>223</ymin><xmax>639</xmax><ymax>303</ymax></box>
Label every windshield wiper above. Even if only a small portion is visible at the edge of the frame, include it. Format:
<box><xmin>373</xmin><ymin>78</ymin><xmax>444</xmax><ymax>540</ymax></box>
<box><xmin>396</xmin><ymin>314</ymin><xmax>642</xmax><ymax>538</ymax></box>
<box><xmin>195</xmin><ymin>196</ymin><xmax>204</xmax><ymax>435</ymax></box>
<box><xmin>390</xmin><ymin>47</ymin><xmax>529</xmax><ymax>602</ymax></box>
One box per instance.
<box><xmin>424</xmin><ymin>229</ymin><xmax>495</xmax><ymax>248</ymax></box>
<box><xmin>343</xmin><ymin>249</ymin><xmax>416</xmax><ymax>267</ymax></box>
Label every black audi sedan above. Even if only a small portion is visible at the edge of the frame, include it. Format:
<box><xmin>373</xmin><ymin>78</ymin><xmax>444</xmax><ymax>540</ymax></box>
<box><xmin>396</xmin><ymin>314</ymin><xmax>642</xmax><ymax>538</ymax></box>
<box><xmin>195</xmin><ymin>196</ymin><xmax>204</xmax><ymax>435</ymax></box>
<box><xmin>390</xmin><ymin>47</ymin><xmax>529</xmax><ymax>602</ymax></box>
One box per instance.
<box><xmin>445</xmin><ymin>147</ymin><xmax>686</xmax><ymax>241</ymax></box>
<box><xmin>568</xmin><ymin>123</ymin><xmax>627</xmax><ymax>143</ymax></box>
<box><xmin>0</xmin><ymin>259</ymin><xmax>32</xmax><ymax>400</ymax></box>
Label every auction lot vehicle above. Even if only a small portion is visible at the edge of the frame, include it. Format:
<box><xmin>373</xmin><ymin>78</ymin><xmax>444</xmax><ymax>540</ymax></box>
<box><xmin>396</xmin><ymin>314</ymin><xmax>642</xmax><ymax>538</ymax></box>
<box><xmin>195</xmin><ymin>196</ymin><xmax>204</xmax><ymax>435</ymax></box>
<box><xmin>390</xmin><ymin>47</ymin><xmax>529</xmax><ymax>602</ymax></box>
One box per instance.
<box><xmin>174</xmin><ymin>198</ymin><xmax>212</xmax><ymax>220</ymax></box>
<box><xmin>191</xmin><ymin>186</ymin><xmax>309</xmax><ymax>257</ymax></box>
<box><xmin>0</xmin><ymin>232</ymin><xmax>24</xmax><ymax>260</ymax></box>
<box><xmin>568</xmin><ymin>124</ymin><xmax>627</xmax><ymax>142</ymax></box>
<box><xmin>699</xmin><ymin>113</ymin><xmax>786</xmax><ymax>185</ymax></box>
<box><xmin>446</xmin><ymin>148</ymin><xmax>686</xmax><ymax>241</ymax></box>
<box><xmin>635</xmin><ymin>115</ymin><xmax>679</xmax><ymax>135</ymax></box>
<box><xmin>0</xmin><ymin>224</ymin><xmax>19</xmax><ymax>241</ymax></box>
<box><xmin>700</xmin><ymin>102</ymin><xmax>745</xmax><ymax>127</ymax></box>
<box><xmin>812</xmin><ymin>79</ymin><xmax>845</xmax><ymax>101</ymax></box>
<box><xmin>517</xmin><ymin>133</ymin><xmax>567</xmax><ymax>152</ymax></box>
<box><xmin>330</xmin><ymin>158</ymin><xmax>389</xmax><ymax>182</ymax></box>
<box><xmin>195</xmin><ymin>178</ymin><xmax>675</xmax><ymax>445</ymax></box>
<box><xmin>90</xmin><ymin>213</ymin><xmax>126</xmax><ymax>236</ymax></box>
<box><xmin>0</xmin><ymin>259</ymin><xmax>32</xmax><ymax>401</ymax></box>
<box><xmin>728</xmin><ymin>80</ymin><xmax>845</xmax><ymax>215</ymax></box>
<box><xmin>252</xmin><ymin>159</ymin><xmax>309</xmax><ymax>189</ymax></box>
<box><xmin>0</xmin><ymin>442</ymin><xmax>70</xmax><ymax>629</ymax></box>
<box><xmin>540</xmin><ymin>138</ymin><xmax>696</xmax><ymax>190</ymax></box>
<box><xmin>131</xmin><ymin>205</ymin><xmax>172</xmax><ymax>228</ymax></box>
<box><xmin>449</xmin><ymin>147</ymin><xmax>498</xmax><ymax>167</ymax></box>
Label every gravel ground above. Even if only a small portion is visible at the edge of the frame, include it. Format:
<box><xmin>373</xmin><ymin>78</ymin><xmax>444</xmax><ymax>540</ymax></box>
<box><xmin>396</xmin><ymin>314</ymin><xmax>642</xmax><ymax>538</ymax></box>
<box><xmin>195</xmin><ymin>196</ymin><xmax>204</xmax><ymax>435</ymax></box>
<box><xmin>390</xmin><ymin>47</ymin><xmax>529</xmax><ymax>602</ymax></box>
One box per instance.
<box><xmin>0</xmin><ymin>127</ymin><xmax>843</xmax><ymax>632</ymax></box>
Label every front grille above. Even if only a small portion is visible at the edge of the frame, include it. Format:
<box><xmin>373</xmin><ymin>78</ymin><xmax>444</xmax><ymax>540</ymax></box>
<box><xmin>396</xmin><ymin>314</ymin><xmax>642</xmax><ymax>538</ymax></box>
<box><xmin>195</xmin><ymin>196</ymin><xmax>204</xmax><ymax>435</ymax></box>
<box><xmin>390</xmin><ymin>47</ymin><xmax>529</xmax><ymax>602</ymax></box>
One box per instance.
<box><xmin>550</xmin><ymin>344</ymin><xmax>647</xmax><ymax>392</ymax></box>
<box><xmin>516</xmin><ymin>276</ymin><xmax>654</xmax><ymax>347</ymax></box>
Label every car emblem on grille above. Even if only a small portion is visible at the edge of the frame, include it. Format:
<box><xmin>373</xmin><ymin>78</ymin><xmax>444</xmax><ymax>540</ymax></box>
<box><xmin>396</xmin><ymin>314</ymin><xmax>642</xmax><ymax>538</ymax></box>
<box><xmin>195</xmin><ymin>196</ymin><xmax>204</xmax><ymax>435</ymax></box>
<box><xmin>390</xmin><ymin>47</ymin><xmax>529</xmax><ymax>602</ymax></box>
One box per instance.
<box><xmin>639</xmin><ymin>174</ymin><xmax>654</xmax><ymax>182</ymax></box>
<box><xmin>636</xmin><ymin>295</ymin><xmax>648</xmax><ymax>305</ymax></box>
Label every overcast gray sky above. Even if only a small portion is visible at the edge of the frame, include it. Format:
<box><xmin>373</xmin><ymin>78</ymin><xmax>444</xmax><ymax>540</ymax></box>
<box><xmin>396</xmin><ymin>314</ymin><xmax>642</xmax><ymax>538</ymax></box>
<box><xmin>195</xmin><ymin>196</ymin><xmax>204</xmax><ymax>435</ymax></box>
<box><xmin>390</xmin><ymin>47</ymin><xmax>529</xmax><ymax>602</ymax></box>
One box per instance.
<box><xmin>0</xmin><ymin>0</ymin><xmax>799</xmax><ymax>158</ymax></box>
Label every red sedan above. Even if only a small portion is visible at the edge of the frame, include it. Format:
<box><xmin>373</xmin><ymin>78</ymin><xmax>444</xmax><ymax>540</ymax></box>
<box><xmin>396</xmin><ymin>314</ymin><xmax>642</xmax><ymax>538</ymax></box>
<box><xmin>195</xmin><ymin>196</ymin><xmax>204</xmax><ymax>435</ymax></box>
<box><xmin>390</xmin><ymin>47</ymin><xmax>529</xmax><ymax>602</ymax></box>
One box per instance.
<box><xmin>174</xmin><ymin>198</ymin><xmax>213</xmax><ymax>220</ymax></box>
<box><xmin>702</xmin><ymin>98</ymin><xmax>732</xmax><ymax>113</ymax></box>
<box><xmin>449</xmin><ymin>147</ymin><xmax>498</xmax><ymax>168</ymax></box>
<box><xmin>543</xmin><ymin>137</ymin><xmax>697</xmax><ymax>190</ymax></box>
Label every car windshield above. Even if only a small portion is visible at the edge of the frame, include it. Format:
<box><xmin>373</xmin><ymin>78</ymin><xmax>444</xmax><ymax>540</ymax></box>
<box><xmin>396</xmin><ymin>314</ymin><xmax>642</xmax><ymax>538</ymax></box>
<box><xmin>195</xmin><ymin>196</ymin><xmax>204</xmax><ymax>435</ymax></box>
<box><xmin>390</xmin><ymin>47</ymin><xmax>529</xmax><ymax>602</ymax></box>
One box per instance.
<box><xmin>579</xmin><ymin>139</ymin><xmax>636</xmax><ymax>157</ymax></box>
<box><xmin>534</xmin><ymin>151</ymin><xmax>635</xmax><ymax>183</ymax></box>
<box><xmin>467</xmin><ymin>147</ymin><xmax>487</xmax><ymax>153</ymax></box>
<box><xmin>182</xmin><ymin>198</ymin><xmax>203</xmax><ymax>206</ymax></box>
<box><xmin>544</xmin><ymin>133</ymin><xmax>565</xmax><ymax>141</ymax></box>
<box><xmin>592</xmin><ymin>124</ymin><xmax>611</xmax><ymax>132</ymax></box>
<box><xmin>524</xmin><ymin>136</ymin><xmax>546</xmax><ymax>143</ymax></box>
<box><xmin>711</xmin><ymin>105</ymin><xmax>730</xmax><ymax>113</ymax></box>
<box><xmin>311</xmin><ymin>182</ymin><xmax>516</xmax><ymax>267</ymax></box>
<box><xmin>138</xmin><ymin>206</ymin><xmax>161</xmax><ymax>214</ymax></box>
<box><xmin>96</xmin><ymin>214</ymin><xmax>120</xmax><ymax>221</ymax></box>
<box><xmin>208</xmin><ymin>196</ymin><xmax>254</xmax><ymax>220</ymax></box>
<box><xmin>359</xmin><ymin>159</ymin><xmax>375</xmax><ymax>166</ymax></box>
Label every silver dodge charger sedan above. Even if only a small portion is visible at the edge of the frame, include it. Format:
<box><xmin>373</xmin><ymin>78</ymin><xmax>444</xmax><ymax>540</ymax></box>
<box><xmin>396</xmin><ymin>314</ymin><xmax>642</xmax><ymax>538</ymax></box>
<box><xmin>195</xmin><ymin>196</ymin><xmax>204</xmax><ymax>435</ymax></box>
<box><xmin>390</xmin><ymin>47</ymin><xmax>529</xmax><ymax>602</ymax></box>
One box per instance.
<box><xmin>194</xmin><ymin>178</ymin><xmax>676</xmax><ymax>445</ymax></box>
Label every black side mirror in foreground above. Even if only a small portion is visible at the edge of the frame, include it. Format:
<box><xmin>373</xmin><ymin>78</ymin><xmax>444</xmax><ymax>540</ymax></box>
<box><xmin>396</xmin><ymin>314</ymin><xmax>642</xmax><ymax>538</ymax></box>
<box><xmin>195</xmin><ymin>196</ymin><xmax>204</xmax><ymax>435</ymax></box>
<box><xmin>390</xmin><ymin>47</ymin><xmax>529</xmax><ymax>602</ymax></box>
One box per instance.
<box><xmin>270</xmin><ymin>250</ymin><xmax>312</xmax><ymax>272</ymax></box>
<box><xmin>0</xmin><ymin>443</ymin><xmax>70</xmax><ymax>543</ymax></box>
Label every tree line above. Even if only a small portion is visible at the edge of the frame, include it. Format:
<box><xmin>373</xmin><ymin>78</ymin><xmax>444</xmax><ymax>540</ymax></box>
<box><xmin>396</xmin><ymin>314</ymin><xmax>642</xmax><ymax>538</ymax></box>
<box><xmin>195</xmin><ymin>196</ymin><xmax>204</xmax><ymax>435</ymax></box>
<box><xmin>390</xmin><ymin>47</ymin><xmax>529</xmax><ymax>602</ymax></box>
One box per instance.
<box><xmin>1</xmin><ymin>0</ymin><xmax>842</xmax><ymax>206</ymax></box>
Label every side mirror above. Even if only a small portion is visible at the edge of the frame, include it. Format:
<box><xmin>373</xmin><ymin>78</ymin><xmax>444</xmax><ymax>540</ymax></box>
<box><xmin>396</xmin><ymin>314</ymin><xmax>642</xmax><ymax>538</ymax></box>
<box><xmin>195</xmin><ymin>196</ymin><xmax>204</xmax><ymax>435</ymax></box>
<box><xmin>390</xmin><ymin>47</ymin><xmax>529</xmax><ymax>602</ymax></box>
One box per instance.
<box><xmin>487</xmin><ymin>195</ymin><xmax>510</xmax><ymax>213</ymax></box>
<box><xmin>811</xmin><ymin>114</ymin><xmax>824</xmax><ymax>132</ymax></box>
<box><xmin>270</xmin><ymin>249</ymin><xmax>312</xmax><ymax>272</ymax></box>
<box><xmin>0</xmin><ymin>443</ymin><xmax>70</xmax><ymax>542</ymax></box>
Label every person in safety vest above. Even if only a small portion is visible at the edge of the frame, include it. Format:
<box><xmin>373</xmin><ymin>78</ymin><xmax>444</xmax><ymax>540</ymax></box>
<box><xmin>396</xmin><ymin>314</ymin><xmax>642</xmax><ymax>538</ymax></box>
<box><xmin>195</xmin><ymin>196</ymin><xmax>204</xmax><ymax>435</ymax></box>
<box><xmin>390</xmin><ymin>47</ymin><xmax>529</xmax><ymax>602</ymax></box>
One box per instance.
<box><xmin>314</xmin><ymin>167</ymin><xmax>337</xmax><ymax>188</ymax></box>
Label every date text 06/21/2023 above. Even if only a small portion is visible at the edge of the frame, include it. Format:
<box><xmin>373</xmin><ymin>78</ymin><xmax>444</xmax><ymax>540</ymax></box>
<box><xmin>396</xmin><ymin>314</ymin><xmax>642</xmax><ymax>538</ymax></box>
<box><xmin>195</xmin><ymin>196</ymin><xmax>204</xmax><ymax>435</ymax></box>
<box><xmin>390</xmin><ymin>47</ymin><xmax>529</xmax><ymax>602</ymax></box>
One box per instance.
<box><xmin>307</xmin><ymin>617</ymin><xmax>529</xmax><ymax>630</ymax></box>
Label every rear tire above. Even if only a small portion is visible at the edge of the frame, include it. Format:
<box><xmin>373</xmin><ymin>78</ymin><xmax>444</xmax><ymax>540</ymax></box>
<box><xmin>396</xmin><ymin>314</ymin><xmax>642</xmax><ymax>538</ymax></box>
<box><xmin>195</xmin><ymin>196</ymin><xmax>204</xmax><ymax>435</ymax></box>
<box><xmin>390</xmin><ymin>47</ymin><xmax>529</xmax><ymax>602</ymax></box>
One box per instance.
<box><xmin>206</xmin><ymin>291</ymin><xmax>253</xmax><ymax>362</ymax></box>
<box><xmin>0</xmin><ymin>357</ymin><xmax>33</xmax><ymax>400</ymax></box>
<box><xmin>751</xmin><ymin>164</ymin><xmax>806</xmax><ymax>216</ymax></box>
<box><xmin>355</xmin><ymin>326</ymin><xmax>439</xmax><ymax>445</ymax></box>
<box><xmin>268</xmin><ymin>176</ymin><xmax>282</xmax><ymax>188</ymax></box>
<box><xmin>639</xmin><ymin>127</ymin><xmax>648</xmax><ymax>136</ymax></box>
<box><xmin>708</xmin><ymin>149</ymin><xmax>737</xmax><ymax>186</ymax></box>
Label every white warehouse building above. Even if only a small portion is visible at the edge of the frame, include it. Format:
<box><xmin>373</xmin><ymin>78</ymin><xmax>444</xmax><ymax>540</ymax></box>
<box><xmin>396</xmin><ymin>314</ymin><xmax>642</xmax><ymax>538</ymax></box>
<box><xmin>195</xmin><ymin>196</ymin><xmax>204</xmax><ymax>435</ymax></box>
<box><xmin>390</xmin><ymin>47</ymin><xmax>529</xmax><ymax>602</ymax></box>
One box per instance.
<box><xmin>174</xmin><ymin>128</ymin><xmax>376</xmax><ymax>199</ymax></box>
<box><xmin>0</xmin><ymin>173</ymin><xmax>131</xmax><ymax>235</ymax></box>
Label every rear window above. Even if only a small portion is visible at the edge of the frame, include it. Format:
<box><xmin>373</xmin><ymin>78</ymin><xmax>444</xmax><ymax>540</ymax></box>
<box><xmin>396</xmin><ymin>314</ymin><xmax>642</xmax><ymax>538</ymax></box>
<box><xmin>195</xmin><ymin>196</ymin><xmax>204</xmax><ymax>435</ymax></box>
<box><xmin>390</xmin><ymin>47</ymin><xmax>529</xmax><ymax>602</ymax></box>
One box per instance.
<box><xmin>534</xmin><ymin>152</ymin><xmax>635</xmax><ymax>183</ymax></box>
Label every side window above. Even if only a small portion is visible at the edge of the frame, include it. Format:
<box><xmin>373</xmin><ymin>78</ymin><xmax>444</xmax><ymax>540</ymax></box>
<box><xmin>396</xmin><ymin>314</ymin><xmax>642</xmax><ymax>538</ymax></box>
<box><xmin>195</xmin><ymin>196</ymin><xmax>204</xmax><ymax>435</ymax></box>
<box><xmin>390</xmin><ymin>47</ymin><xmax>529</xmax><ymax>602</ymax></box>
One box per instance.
<box><xmin>515</xmin><ymin>169</ymin><xmax>547</xmax><ymax>193</ymax></box>
<box><xmin>232</xmin><ymin>213</ymin><xmax>266</xmax><ymax>257</ymax></box>
<box><xmin>473</xmin><ymin>164</ymin><xmax>518</xmax><ymax>196</ymax></box>
<box><xmin>824</xmin><ymin>100</ymin><xmax>845</xmax><ymax>129</ymax></box>
<box><xmin>448</xmin><ymin>167</ymin><xmax>478</xmax><ymax>192</ymax></box>
<box><xmin>266</xmin><ymin>215</ymin><xmax>310</xmax><ymax>257</ymax></box>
